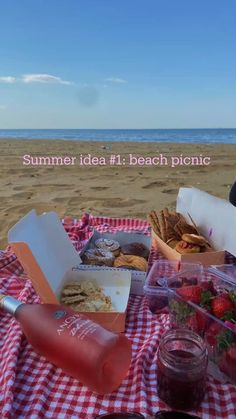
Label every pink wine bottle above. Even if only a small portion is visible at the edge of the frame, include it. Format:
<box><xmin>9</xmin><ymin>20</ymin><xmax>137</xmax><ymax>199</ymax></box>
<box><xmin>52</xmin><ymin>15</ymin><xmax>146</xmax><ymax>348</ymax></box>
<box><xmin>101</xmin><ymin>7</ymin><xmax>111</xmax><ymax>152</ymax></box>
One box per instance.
<box><xmin>0</xmin><ymin>295</ymin><xmax>132</xmax><ymax>394</ymax></box>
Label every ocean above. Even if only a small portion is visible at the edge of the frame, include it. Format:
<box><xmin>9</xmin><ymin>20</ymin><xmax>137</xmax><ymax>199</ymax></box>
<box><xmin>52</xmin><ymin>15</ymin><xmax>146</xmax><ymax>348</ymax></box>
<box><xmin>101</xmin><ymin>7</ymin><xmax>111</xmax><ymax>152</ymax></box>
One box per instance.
<box><xmin>0</xmin><ymin>128</ymin><xmax>235</xmax><ymax>144</ymax></box>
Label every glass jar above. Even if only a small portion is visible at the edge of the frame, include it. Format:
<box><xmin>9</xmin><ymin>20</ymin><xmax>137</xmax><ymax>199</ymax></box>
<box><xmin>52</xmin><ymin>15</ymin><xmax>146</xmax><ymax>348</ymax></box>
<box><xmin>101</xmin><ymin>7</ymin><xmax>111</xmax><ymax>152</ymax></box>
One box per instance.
<box><xmin>157</xmin><ymin>329</ymin><xmax>208</xmax><ymax>410</ymax></box>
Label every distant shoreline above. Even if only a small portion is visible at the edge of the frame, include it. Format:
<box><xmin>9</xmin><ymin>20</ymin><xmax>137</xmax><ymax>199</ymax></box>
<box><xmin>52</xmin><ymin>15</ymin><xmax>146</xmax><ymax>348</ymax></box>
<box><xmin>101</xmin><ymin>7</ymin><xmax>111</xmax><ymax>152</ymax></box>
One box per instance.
<box><xmin>0</xmin><ymin>128</ymin><xmax>236</xmax><ymax>144</ymax></box>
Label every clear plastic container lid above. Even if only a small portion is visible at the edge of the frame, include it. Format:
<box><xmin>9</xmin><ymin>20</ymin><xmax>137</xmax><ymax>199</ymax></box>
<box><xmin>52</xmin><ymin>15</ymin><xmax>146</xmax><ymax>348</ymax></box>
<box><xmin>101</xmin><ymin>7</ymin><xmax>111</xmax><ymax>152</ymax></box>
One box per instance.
<box><xmin>208</xmin><ymin>264</ymin><xmax>236</xmax><ymax>283</ymax></box>
<box><xmin>144</xmin><ymin>261</ymin><xmax>203</xmax><ymax>292</ymax></box>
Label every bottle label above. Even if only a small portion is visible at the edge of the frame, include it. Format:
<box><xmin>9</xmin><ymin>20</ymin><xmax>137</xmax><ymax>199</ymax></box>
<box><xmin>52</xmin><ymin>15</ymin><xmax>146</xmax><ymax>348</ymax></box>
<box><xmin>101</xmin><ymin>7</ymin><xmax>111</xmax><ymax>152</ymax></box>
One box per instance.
<box><xmin>53</xmin><ymin>310</ymin><xmax>67</xmax><ymax>319</ymax></box>
<box><xmin>56</xmin><ymin>314</ymin><xmax>98</xmax><ymax>340</ymax></box>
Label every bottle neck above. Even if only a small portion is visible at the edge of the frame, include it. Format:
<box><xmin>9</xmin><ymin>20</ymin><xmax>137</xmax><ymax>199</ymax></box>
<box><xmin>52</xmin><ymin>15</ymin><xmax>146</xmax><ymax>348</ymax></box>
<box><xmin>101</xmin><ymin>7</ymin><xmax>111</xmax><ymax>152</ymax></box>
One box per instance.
<box><xmin>0</xmin><ymin>295</ymin><xmax>24</xmax><ymax>316</ymax></box>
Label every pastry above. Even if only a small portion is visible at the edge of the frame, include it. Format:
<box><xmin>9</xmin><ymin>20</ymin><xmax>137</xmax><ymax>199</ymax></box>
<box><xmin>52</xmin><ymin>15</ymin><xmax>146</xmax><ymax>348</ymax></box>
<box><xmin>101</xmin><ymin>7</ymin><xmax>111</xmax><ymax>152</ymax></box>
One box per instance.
<box><xmin>120</xmin><ymin>242</ymin><xmax>149</xmax><ymax>260</ymax></box>
<box><xmin>175</xmin><ymin>240</ymin><xmax>201</xmax><ymax>254</ymax></box>
<box><xmin>94</xmin><ymin>238</ymin><xmax>120</xmax><ymax>256</ymax></box>
<box><xmin>82</xmin><ymin>248</ymin><xmax>114</xmax><ymax>266</ymax></box>
<box><xmin>114</xmin><ymin>254</ymin><xmax>148</xmax><ymax>272</ymax></box>
<box><xmin>182</xmin><ymin>233</ymin><xmax>209</xmax><ymax>247</ymax></box>
<box><xmin>166</xmin><ymin>238</ymin><xmax>179</xmax><ymax>249</ymax></box>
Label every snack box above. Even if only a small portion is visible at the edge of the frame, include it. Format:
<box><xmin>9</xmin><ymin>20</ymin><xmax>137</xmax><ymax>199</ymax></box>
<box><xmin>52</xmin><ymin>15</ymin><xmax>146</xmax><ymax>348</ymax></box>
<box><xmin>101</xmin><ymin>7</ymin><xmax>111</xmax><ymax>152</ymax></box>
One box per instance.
<box><xmin>80</xmin><ymin>229</ymin><xmax>151</xmax><ymax>295</ymax></box>
<box><xmin>143</xmin><ymin>260</ymin><xmax>203</xmax><ymax>314</ymax></box>
<box><xmin>152</xmin><ymin>188</ymin><xmax>227</xmax><ymax>268</ymax></box>
<box><xmin>152</xmin><ymin>229</ymin><xmax>225</xmax><ymax>268</ymax></box>
<box><xmin>167</xmin><ymin>268</ymin><xmax>236</xmax><ymax>384</ymax></box>
<box><xmin>8</xmin><ymin>210</ymin><xmax>131</xmax><ymax>332</ymax></box>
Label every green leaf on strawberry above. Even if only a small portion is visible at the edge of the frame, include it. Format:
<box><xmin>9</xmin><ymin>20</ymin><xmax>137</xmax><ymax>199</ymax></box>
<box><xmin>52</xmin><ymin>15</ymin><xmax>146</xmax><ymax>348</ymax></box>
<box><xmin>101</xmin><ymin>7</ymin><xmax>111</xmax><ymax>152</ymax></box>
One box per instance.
<box><xmin>221</xmin><ymin>310</ymin><xmax>235</xmax><ymax>321</ymax></box>
<box><xmin>228</xmin><ymin>290</ymin><xmax>236</xmax><ymax>304</ymax></box>
<box><xmin>217</xmin><ymin>329</ymin><xmax>236</xmax><ymax>352</ymax></box>
<box><xmin>169</xmin><ymin>298</ymin><xmax>194</xmax><ymax>323</ymax></box>
<box><xmin>200</xmin><ymin>290</ymin><xmax>213</xmax><ymax>309</ymax></box>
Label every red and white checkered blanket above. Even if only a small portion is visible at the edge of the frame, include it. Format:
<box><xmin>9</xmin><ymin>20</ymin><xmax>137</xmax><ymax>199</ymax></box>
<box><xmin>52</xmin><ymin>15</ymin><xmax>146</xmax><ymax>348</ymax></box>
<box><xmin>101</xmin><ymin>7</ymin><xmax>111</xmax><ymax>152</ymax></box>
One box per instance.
<box><xmin>0</xmin><ymin>214</ymin><xmax>236</xmax><ymax>418</ymax></box>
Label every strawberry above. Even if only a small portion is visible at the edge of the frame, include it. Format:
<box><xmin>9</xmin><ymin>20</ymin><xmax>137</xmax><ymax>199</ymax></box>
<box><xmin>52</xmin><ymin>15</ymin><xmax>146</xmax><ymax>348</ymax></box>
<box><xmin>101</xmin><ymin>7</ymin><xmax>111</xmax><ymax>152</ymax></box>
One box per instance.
<box><xmin>219</xmin><ymin>346</ymin><xmax>236</xmax><ymax>381</ymax></box>
<box><xmin>186</xmin><ymin>313</ymin><xmax>198</xmax><ymax>331</ymax></box>
<box><xmin>211</xmin><ymin>295</ymin><xmax>234</xmax><ymax>319</ymax></box>
<box><xmin>196</xmin><ymin>309</ymin><xmax>209</xmax><ymax>333</ymax></box>
<box><xmin>205</xmin><ymin>321</ymin><xmax>222</xmax><ymax>346</ymax></box>
<box><xmin>177</xmin><ymin>285</ymin><xmax>203</xmax><ymax>304</ymax></box>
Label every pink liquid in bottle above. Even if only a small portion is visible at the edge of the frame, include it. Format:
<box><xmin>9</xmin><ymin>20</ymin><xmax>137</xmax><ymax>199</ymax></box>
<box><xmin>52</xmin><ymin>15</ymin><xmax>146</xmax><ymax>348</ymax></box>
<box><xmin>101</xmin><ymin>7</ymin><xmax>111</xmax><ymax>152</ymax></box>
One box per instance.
<box><xmin>0</xmin><ymin>295</ymin><xmax>132</xmax><ymax>394</ymax></box>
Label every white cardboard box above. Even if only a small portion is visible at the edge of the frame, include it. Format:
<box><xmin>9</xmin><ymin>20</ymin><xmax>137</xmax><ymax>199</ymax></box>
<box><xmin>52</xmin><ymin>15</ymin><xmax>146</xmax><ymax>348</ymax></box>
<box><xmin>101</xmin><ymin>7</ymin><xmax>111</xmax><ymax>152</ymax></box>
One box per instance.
<box><xmin>8</xmin><ymin>210</ymin><xmax>131</xmax><ymax>332</ymax></box>
<box><xmin>80</xmin><ymin>229</ymin><xmax>151</xmax><ymax>295</ymax></box>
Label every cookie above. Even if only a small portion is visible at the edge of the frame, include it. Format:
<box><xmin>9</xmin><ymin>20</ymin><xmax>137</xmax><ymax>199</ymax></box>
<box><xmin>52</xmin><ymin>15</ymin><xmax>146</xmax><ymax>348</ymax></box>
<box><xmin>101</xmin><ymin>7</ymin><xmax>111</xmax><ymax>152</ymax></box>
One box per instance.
<box><xmin>175</xmin><ymin>240</ymin><xmax>201</xmax><ymax>254</ymax></box>
<box><xmin>114</xmin><ymin>254</ymin><xmax>148</xmax><ymax>272</ymax></box>
<box><xmin>120</xmin><ymin>242</ymin><xmax>149</xmax><ymax>260</ymax></box>
<box><xmin>182</xmin><ymin>233</ymin><xmax>209</xmax><ymax>247</ymax></box>
<box><xmin>94</xmin><ymin>238</ymin><xmax>120</xmax><ymax>256</ymax></box>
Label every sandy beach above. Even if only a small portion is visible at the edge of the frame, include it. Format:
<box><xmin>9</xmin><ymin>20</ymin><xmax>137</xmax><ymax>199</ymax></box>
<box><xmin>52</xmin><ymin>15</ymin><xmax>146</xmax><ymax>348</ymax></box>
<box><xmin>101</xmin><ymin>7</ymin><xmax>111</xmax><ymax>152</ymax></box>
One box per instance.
<box><xmin>0</xmin><ymin>139</ymin><xmax>235</xmax><ymax>249</ymax></box>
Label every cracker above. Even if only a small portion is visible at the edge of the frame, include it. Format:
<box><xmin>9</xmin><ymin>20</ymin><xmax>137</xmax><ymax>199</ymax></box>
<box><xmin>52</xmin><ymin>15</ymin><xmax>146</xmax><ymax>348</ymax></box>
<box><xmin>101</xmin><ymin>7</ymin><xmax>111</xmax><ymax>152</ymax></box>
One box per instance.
<box><xmin>60</xmin><ymin>280</ymin><xmax>114</xmax><ymax>312</ymax></box>
<box><xmin>61</xmin><ymin>294</ymin><xmax>86</xmax><ymax>304</ymax></box>
<box><xmin>159</xmin><ymin>210</ymin><xmax>167</xmax><ymax>242</ymax></box>
<box><xmin>148</xmin><ymin>211</ymin><xmax>162</xmax><ymax>238</ymax></box>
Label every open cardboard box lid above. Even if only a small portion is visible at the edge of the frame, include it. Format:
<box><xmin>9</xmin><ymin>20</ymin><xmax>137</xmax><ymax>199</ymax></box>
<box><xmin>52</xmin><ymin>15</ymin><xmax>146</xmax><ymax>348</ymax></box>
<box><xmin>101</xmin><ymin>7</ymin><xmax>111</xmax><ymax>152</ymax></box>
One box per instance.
<box><xmin>8</xmin><ymin>210</ymin><xmax>132</xmax><ymax>332</ymax></box>
<box><xmin>177</xmin><ymin>187</ymin><xmax>236</xmax><ymax>256</ymax></box>
<box><xmin>8</xmin><ymin>210</ymin><xmax>82</xmax><ymax>303</ymax></box>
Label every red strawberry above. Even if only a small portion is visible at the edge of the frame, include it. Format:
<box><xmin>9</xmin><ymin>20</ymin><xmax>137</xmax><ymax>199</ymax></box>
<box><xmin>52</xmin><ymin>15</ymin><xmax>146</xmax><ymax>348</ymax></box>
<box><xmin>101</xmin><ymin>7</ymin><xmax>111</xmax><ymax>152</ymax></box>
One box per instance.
<box><xmin>196</xmin><ymin>309</ymin><xmax>209</xmax><ymax>334</ymax></box>
<box><xmin>219</xmin><ymin>346</ymin><xmax>236</xmax><ymax>381</ymax></box>
<box><xmin>211</xmin><ymin>295</ymin><xmax>234</xmax><ymax>319</ymax></box>
<box><xmin>177</xmin><ymin>285</ymin><xmax>203</xmax><ymax>304</ymax></box>
<box><xmin>186</xmin><ymin>313</ymin><xmax>198</xmax><ymax>331</ymax></box>
<box><xmin>205</xmin><ymin>321</ymin><xmax>222</xmax><ymax>346</ymax></box>
<box><xmin>185</xmin><ymin>312</ymin><xmax>208</xmax><ymax>336</ymax></box>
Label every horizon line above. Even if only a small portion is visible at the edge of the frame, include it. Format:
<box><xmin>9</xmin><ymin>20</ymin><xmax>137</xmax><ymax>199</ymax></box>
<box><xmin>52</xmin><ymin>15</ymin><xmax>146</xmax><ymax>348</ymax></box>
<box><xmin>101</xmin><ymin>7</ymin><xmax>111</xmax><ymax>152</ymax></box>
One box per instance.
<box><xmin>0</xmin><ymin>127</ymin><xmax>235</xmax><ymax>130</ymax></box>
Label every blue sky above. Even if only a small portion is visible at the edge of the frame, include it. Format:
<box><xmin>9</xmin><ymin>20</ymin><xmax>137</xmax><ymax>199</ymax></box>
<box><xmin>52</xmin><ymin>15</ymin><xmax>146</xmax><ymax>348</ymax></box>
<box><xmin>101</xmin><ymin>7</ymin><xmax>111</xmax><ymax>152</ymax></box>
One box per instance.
<box><xmin>0</xmin><ymin>0</ymin><xmax>235</xmax><ymax>129</ymax></box>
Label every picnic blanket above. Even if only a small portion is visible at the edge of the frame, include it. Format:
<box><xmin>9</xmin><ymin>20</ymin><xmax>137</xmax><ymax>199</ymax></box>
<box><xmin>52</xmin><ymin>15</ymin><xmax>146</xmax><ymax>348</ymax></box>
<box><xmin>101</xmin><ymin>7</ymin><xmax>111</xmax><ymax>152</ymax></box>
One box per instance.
<box><xmin>0</xmin><ymin>214</ymin><xmax>236</xmax><ymax>419</ymax></box>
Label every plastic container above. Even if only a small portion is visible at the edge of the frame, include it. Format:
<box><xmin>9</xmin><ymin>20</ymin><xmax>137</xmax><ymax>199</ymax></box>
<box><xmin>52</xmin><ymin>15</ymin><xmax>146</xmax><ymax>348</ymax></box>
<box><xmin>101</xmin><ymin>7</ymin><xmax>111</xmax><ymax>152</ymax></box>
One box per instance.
<box><xmin>144</xmin><ymin>261</ymin><xmax>203</xmax><ymax>314</ymax></box>
<box><xmin>167</xmin><ymin>268</ymin><xmax>236</xmax><ymax>384</ymax></box>
<box><xmin>208</xmin><ymin>264</ymin><xmax>236</xmax><ymax>282</ymax></box>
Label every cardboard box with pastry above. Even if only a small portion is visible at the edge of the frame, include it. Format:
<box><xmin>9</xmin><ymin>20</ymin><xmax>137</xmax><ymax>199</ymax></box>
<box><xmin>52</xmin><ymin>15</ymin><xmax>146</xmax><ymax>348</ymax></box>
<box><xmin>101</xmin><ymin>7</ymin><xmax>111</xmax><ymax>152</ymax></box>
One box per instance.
<box><xmin>80</xmin><ymin>230</ymin><xmax>151</xmax><ymax>295</ymax></box>
<box><xmin>148</xmin><ymin>188</ymin><xmax>231</xmax><ymax>267</ymax></box>
<box><xmin>8</xmin><ymin>210</ymin><xmax>131</xmax><ymax>332</ymax></box>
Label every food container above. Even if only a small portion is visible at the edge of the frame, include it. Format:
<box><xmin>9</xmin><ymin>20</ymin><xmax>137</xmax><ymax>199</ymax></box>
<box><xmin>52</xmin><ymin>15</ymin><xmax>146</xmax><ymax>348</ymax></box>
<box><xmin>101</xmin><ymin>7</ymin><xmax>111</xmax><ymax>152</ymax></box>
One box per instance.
<box><xmin>151</xmin><ymin>187</ymin><xmax>236</xmax><ymax>268</ymax></box>
<box><xmin>81</xmin><ymin>230</ymin><xmax>151</xmax><ymax>295</ymax></box>
<box><xmin>152</xmin><ymin>229</ymin><xmax>225</xmax><ymax>268</ymax></box>
<box><xmin>167</xmin><ymin>268</ymin><xmax>236</xmax><ymax>384</ymax></box>
<box><xmin>8</xmin><ymin>210</ymin><xmax>131</xmax><ymax>332</ymax></box>
<box><xmin>208</xmin><ymin>264</ymin><xmax>236</xmax><ymax>282</ymax></box>
<box><xmin>143</xmin><ymin>261</ymin><xmax>203</xmax><ymax>314</ymax></box>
